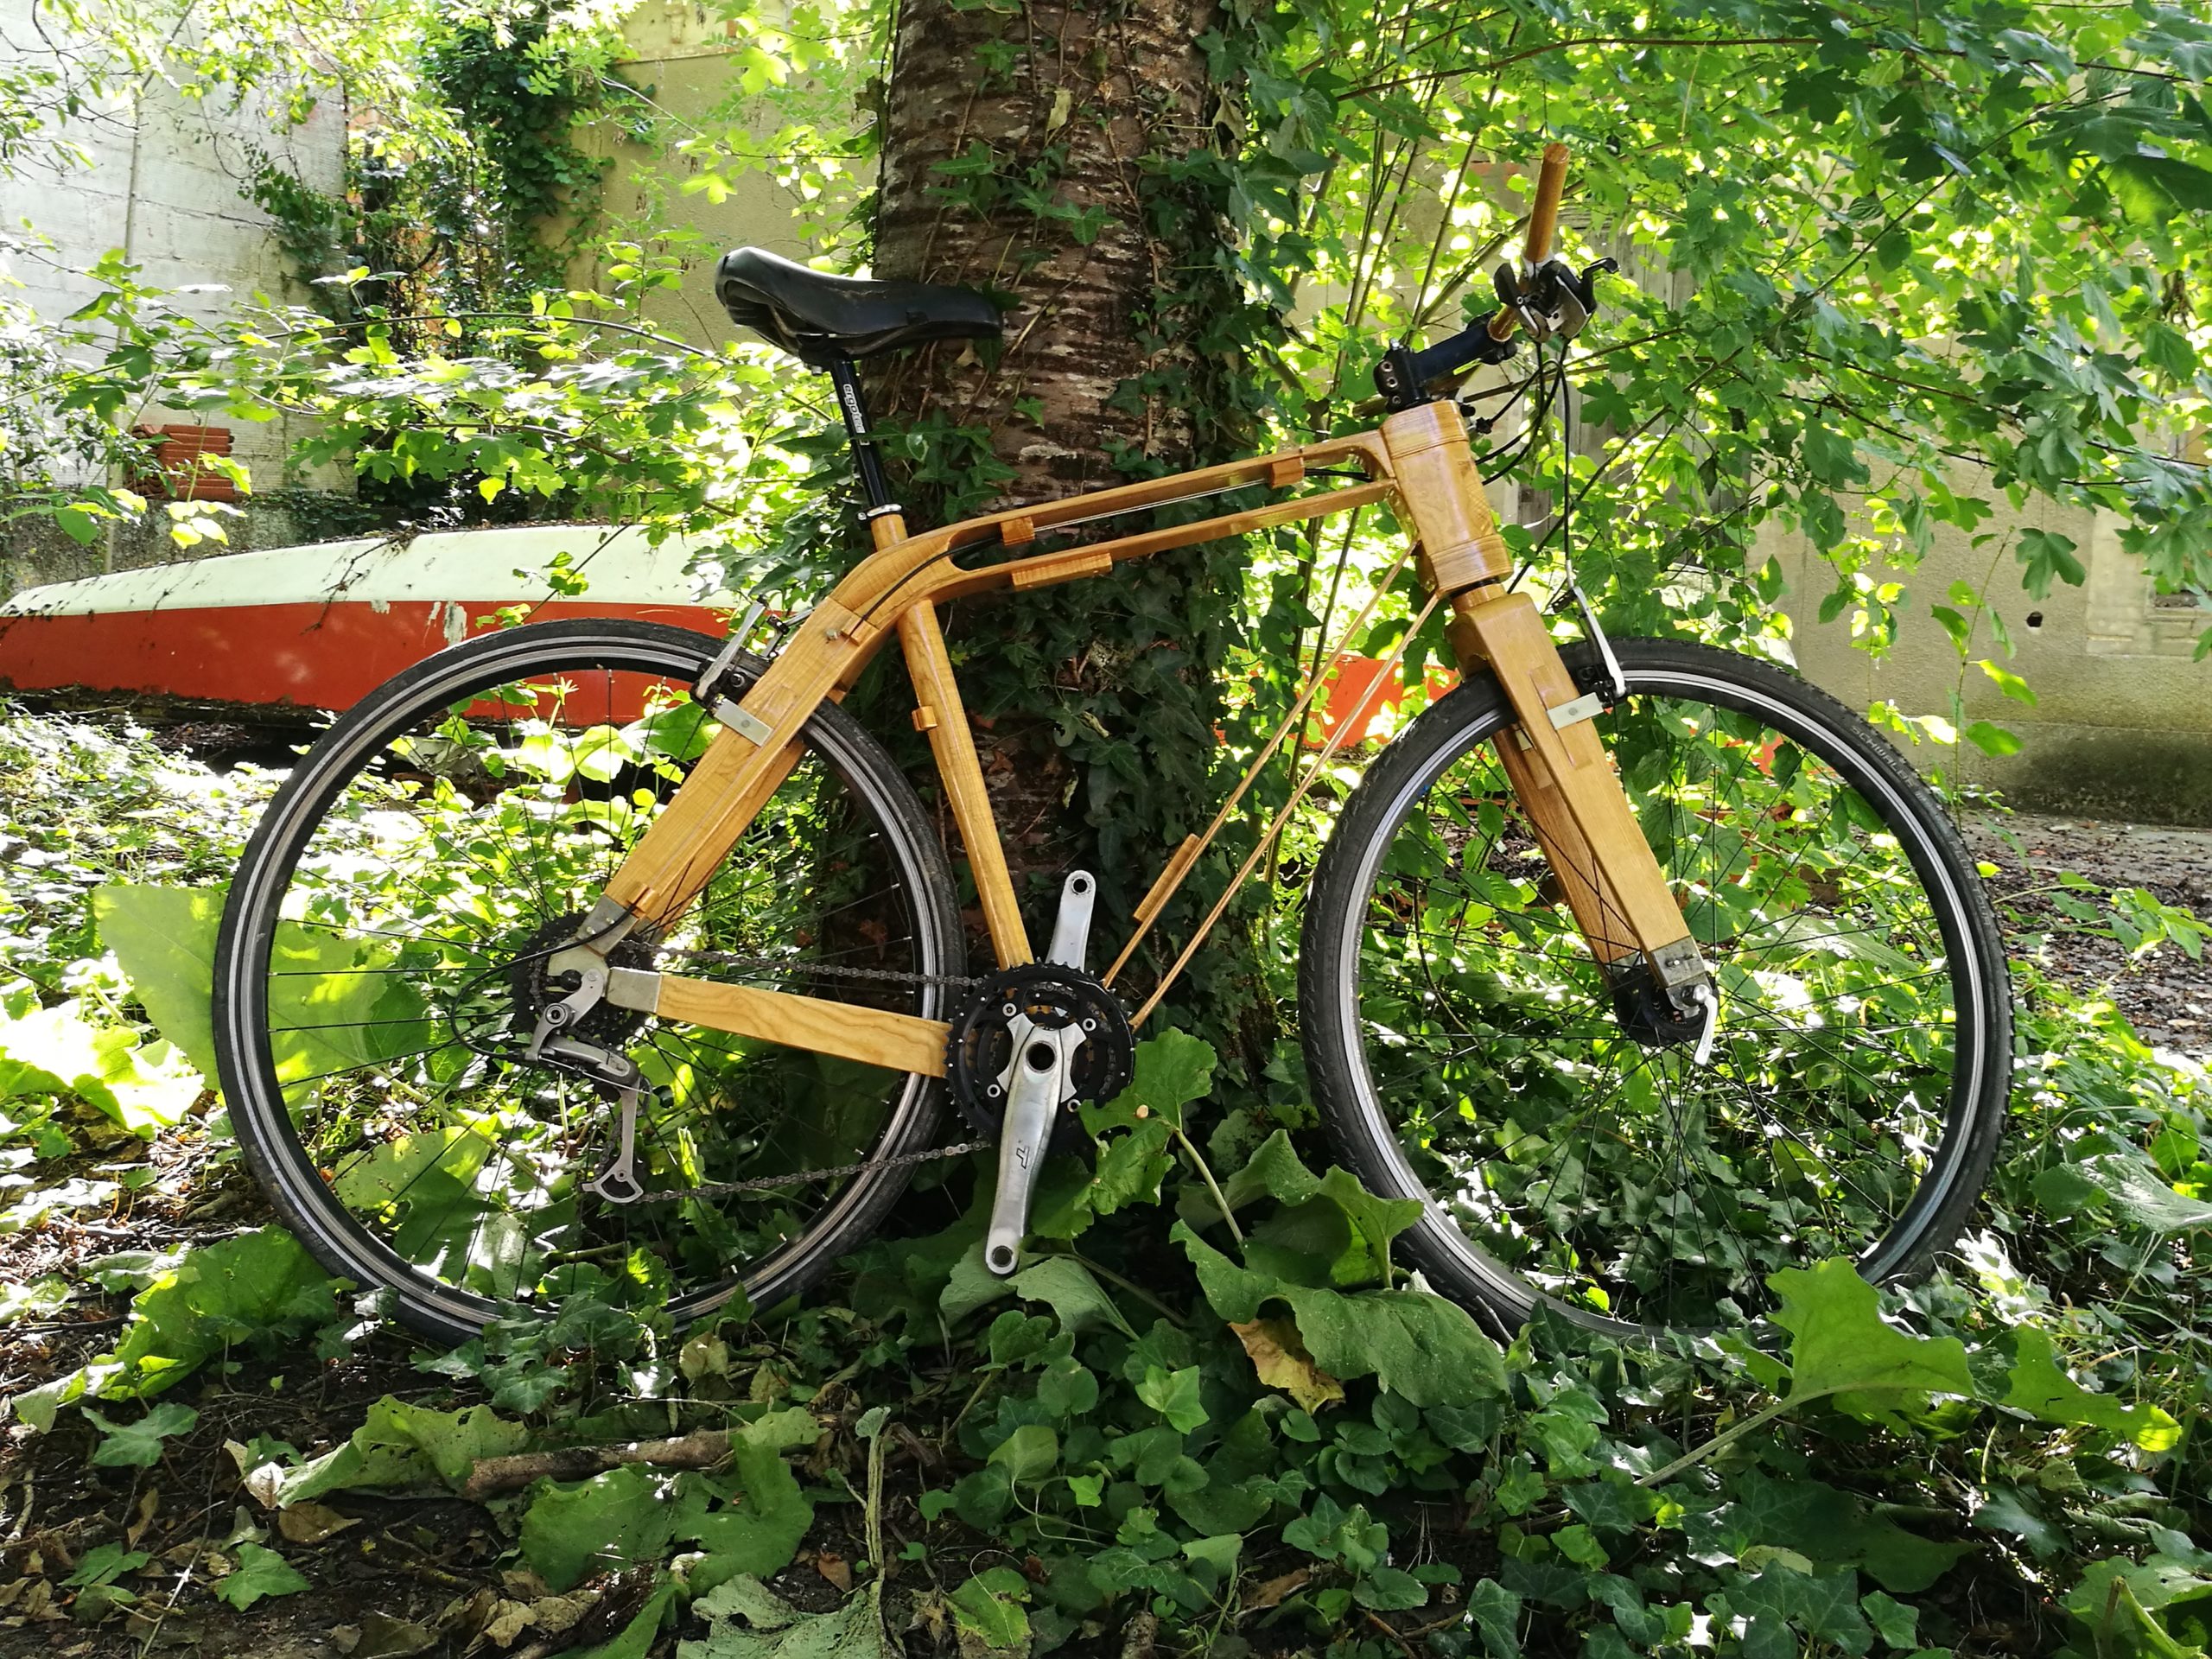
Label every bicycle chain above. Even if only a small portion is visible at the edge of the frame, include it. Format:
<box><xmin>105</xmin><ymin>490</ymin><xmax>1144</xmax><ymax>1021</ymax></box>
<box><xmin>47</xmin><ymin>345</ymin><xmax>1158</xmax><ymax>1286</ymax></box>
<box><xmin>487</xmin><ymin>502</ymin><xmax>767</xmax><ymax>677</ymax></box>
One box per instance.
<box><xmin>621</xmin><ymin>1136</ymin><xmax>993</xmax><ymax>1204</ymax></box>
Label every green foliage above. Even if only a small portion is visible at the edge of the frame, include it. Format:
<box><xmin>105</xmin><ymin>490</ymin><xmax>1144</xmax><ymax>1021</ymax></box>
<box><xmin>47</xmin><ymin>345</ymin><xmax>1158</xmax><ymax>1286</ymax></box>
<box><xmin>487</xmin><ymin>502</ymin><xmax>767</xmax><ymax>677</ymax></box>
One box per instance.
<box><xmin>14</xmin><ymin>1227</ymin><xmax>334</xmax><ymax>1427</ymax></box>
<box><xmin>246</xmin><ymin>1397</ymin><xmax>529</xmax><ymax>1505</ymax></box>
<box><xmin>211</xmin><ymin>1541</ymin><xmax>310</xmax><ymax>1611</ymax></box>
<box><xmin>85</xmin><ymin>1401</ymin><xmax>197</xmax><ymax>1467</ymax></box>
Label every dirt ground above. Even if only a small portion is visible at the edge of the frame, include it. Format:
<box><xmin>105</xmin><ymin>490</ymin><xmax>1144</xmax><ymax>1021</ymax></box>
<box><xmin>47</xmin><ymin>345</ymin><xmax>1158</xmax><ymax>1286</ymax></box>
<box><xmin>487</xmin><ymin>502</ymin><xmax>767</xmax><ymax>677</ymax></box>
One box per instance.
<box><xmin>3</xmin><ymin>810</ymin><xmax>2208</xmax><ymax>1656</ymax></box>
<box><xmin>1967</xmin><ymin>810</ymin><xmax>2212</xmax><ymax>1062</ymax></box>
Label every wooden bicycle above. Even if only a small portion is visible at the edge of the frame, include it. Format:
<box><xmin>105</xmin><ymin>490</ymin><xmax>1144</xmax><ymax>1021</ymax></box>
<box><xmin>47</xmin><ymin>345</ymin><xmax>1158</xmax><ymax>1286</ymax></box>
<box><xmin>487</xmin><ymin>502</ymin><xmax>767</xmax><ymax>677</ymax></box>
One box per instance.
<box><xmin>213</xmin><ymin>145</ymin><xmax>2012</xmax><ymax>1342</ymax></box>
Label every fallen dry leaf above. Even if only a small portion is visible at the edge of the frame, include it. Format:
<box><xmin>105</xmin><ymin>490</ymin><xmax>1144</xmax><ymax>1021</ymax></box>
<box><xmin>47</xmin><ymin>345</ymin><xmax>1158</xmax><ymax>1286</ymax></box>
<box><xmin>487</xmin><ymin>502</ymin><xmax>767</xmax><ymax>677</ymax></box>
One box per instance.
<box><xmin>1230</xmin><ymin>1316</ymin><xmax>1345</xmax><ymax>1413</ymax></box>
<box><xmin>816</xmin><ymin>1550</ymin><xmax>853</xmax><ymax>1592</ymax></box>
<box><xmin>351</xmin><ymin>1611</ymin><xmax>436</xmax><ymax>1658</ymax></box>
<box><xmin>125</xmin><ymin>1490</ymin><xmax>161</xmax><ymax>1548</ymax></box>
<box><xmin>276</xmin><ymin>1503</ymin><xmax>359</xmax><ymax>1546</ymax></box>
<box><xmin>482</xmin><ymin>1599</ymin><xmax>536</xmax><ymax>1648</ymax></box>
<box><xmin>1245</xmin><ymin>1566</ymin><xmax>1312</xmax><ymax>1610</ymax></box>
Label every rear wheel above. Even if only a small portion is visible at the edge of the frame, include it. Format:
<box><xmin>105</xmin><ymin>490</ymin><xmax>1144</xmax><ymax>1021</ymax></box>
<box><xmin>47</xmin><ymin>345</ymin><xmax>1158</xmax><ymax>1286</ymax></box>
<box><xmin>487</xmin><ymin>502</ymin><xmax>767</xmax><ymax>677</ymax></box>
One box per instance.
<box><xmin>1300</xmin><ymin>638</ymin><xmax>2011</xmax><ymax>1335</ymax></box>
<box><xmin>213</xmin><ymin>620</ymin><xmax>963</xmax><ymax>1346</ymax></box>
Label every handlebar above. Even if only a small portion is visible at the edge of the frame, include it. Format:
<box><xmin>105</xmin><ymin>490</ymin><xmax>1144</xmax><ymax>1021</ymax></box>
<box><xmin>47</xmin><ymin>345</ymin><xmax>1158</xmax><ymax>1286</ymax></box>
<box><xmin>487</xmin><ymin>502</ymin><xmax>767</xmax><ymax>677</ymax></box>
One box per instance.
<box><xmin>1487</xmin><ymin>142</ymin><xmax>1572</xmax><ymax>343</ymax></box>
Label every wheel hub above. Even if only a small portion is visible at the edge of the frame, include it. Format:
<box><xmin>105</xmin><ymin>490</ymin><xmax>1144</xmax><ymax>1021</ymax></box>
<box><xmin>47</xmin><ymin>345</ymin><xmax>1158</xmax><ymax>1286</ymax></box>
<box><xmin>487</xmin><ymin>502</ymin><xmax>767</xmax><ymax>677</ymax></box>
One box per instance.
<box><xmin>508</xmin><ymin>912</ymin><xmax>656</xmax><ymax>1049</ymax></box>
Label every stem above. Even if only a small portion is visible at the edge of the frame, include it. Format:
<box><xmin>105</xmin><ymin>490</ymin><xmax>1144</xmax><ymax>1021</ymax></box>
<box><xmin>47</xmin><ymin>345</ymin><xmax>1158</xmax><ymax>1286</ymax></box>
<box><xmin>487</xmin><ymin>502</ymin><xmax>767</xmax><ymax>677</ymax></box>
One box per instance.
<box><xmin>1173</xmin><ymin>1125</ymin><xmax>1243</xmax><ymax>1249</ymax></box>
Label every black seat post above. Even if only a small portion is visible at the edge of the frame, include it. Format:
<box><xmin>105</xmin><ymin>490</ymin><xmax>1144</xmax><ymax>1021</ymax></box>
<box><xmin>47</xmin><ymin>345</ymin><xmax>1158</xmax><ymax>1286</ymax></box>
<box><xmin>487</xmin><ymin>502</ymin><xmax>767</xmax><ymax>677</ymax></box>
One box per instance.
<box><xmin>823</xmin><ymin>354</ymin><xmax>899</xmax><ymax>522</ymax></box>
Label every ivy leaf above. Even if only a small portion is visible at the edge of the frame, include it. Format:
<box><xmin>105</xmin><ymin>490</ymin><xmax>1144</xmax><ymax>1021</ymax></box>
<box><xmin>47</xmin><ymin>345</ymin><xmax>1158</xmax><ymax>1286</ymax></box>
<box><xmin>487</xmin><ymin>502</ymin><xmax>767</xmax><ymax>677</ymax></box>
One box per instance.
<box><xmin>1769</xmin><ymin>1261</ymin><xmax>1975</xmax><ymax>1409</ymax></box>
<box><xmin>1354</xmin><ymin>1567</ymin><xmax>1428</xmax><ymax>1611</ymax></box>
<box><xmin>1465</xmin><ymin>1578</ymin><xmax>1522</xmax><ymax>1656</ymax></box>
<box><xmin>213</xmin><ymin>1542</ymin><xmax>309</xmax><ymax>1611</ymax></box>
<box><xmin>1136</xmin><ymin>1365</ymin><xmax>1208</xmax><ymax>1433</ymax></box>
<box><xmin>86</xmin><ymin>1402</ymin><xmax>197</xmax><ymax>1467</ymax></box>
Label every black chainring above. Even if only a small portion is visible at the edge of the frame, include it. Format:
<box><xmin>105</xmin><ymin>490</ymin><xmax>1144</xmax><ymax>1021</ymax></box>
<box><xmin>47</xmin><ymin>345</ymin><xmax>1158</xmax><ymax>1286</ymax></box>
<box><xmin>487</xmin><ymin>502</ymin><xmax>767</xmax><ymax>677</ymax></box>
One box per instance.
<box><xmin>946</xmin><ymin>964</ymin><xmax>1135</xmax><ymax>1154</ymax></box>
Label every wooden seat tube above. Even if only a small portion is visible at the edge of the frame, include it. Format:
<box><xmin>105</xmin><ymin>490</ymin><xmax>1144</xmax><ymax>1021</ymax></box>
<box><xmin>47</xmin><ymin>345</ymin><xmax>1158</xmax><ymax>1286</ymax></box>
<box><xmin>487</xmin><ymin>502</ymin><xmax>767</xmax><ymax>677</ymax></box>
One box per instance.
<box><xmin>899</xmin><ymin>600</ymin><xmax>1033</xmax><ymax>969</ymax></box>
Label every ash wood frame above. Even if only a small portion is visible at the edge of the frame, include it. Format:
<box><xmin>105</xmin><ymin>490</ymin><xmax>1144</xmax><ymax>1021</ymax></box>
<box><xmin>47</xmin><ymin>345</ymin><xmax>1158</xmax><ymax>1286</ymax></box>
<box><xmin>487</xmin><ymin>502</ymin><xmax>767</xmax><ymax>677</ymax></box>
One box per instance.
<box><xmin>591</xmin><ymin>396</ymin><xmax>1701</xmax><ymax>1075</ymax></box>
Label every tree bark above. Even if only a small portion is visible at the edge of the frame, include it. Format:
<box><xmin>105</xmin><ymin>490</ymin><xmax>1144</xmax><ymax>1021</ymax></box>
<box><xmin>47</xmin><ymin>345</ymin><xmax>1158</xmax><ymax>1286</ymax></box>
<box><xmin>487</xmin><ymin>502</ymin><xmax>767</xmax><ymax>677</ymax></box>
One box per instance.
<box><xmin>873</xmin><ymin>0</ymin><xmax>1220</xmax><ymax>498</ymax></box>
<box><xmin>869</xmin><ymin>0</ymin><xmax>1270</xmax><ymax>1055</ymax></box>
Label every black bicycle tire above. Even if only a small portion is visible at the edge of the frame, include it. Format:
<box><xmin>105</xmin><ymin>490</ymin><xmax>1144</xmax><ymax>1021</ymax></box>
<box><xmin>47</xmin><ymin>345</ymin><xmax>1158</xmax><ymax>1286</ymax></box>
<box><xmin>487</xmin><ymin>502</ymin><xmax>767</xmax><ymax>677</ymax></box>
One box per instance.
<box><xmin>213</xmin><ymin>618</ymin><xmax>963</xmax><ymax>1346</ymax></box>
<box><xmin>1299</xmin><ymin>637</ymin><xmax>2013</xmax><ymax>1338</ymax></box>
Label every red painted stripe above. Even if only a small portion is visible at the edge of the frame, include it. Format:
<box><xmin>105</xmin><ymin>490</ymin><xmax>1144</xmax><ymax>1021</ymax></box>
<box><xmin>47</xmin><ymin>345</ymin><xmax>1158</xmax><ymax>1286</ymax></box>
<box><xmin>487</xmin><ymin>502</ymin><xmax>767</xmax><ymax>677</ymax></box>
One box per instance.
<box><xmin>0</xmin><ymin>600</ymin><xmax>727</xmax><ymax>716</ymax></box>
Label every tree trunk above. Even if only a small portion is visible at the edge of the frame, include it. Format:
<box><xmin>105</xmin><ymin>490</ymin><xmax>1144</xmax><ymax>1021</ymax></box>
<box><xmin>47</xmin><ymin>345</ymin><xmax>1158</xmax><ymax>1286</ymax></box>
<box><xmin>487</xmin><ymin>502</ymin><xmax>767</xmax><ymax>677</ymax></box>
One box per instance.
<box><xmin>870</xmin><ymin>0</ymin><xmax>1272</xmax><ymax>1057</ymax></box>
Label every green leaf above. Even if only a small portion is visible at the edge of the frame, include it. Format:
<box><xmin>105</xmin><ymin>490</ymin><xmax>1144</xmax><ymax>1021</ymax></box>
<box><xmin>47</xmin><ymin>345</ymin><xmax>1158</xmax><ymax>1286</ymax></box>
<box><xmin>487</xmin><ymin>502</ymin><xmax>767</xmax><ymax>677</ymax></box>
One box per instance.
<box><xmin>2015</xmin><ymin>527</ymin><xmax>2085</xmax><ymax>598</ymax></box>
<box><xmin>86</xmin><ymin>1402</ymin><xmax>197</xmax><ymax>1467</ymax></box>
<box><xmin>1769</xmin><ymin>1260</ymin><xmax>1974</xmax><ymax>1408</ymax></box>
<box><xmin>1355</xmin><ymin>1566</ymin><xmax>1429</xmax><ymax>1611</ymax></box>
<box><xmin>988</xmin><ymin>1423</ymin><xmax>1060</xmax><ymax>1484</ymax></box>
<box><xmin>1083</xmin><ymin>1030</ymin><xmax>1215</xmax><ymax>1135</ymax></box>
<box><xmin>66</xmin><ymin>1542</ymin><xmax>150</xmax><ymax>1587</ymax></box>
<box><xmin>2002</xmin><ymin>1327</ymin><xmax>2179</xmax><ymax>1450</ymax></box>
<box><xmin>574</xmin><ymin>1577</ymin><xmax>677</xmax><ymax>1659</ymax></box>
<box><xmin>251</xmin><ymin>1396</ymin><xmax>529</xmax><ymax>1505</ymax></box>
<box><xmin>678</xmin><ymin>1408</ymin><xmax>820</xmax><ymax>1582</ymax></box>
<box><xmin>1007</xmin><ymin>1255</ymin><xmax>1134</xmax><ymax>1337</ymax></box>
<box><xmin>681</xmin><ymin>1573</ymin><xmax>893</xmax><ymax>1658</ymax></box>
<box><xmin>948</xmin><ymin>1567</ymin><xmax>1030</xmax><ymax>1649</ymax></box>
<box><xmin>522</xmin><ymin>1465</ymin><xmax>677</xmax><ymax>1592</ymax></box>
<box><xmin>1863</xmin><ymin>1590</ymin><xmax>1920</xmax><ymax>1650</ymax></box>
<box><xmin>1975</xmin><ymin>658</ymin><xmax>2037</xmax><ymax>706</ymax></box>
<box><xmin>1962</xmin><ymin>721</ymin><xmax>2023</xmax><ymax>757</ymax></box>
<box><xmin>1173</xmin><ymin>1224</ymin><xmax>1506</xmax><ymax>1406</ymax></box>
<box><xmin>91</xmin><ymin>886</ymin><xmax>224</xmax><ymax>1083</ymax></box>
<box><xmin>1136</xmin><ymin>1365</ymin><xmax>1208</xmax><ymax>1433</ymax></box>
<box><xmin>213</xmin><ymin>1542</ymin><xmax>309</xmax><ymax>1611</ymax></box>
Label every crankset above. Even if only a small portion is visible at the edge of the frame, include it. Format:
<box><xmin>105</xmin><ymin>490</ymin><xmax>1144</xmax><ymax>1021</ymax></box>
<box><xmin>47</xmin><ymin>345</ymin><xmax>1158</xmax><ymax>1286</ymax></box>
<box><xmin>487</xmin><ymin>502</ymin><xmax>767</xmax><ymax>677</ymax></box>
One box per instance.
<box><xmin>946</xmin><ymin>873</ymin><xmax>1136</xmax><ymax>1274</ymax></box>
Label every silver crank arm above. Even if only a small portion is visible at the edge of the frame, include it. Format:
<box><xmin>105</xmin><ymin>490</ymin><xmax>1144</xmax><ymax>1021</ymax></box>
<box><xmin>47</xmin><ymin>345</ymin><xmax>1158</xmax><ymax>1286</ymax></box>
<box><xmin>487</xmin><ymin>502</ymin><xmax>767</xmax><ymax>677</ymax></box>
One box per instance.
<box><xmin>982</xmin><ymin>870</ymin><xmax>1102</xmax><ymax>1274</ymax></box>
<box><xmin>1046</xmin><ymin>869</ymin><xmax>1096</xmax><ymax>969</ymax></box>
<box><xmin>983</xmin><ymin>1020</ymin><xmax>1084</xmax><ymax>1274</ymax></box>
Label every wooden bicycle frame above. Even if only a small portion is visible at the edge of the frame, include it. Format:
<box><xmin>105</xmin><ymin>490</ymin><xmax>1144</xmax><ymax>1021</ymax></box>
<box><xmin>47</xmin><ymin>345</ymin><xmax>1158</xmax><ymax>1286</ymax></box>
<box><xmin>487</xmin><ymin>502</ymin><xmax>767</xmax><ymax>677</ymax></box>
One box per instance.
<box><xmin>587</xmin><ymin>393</ymin><xmax>1704</xmax><ymax>1077</ymax></box>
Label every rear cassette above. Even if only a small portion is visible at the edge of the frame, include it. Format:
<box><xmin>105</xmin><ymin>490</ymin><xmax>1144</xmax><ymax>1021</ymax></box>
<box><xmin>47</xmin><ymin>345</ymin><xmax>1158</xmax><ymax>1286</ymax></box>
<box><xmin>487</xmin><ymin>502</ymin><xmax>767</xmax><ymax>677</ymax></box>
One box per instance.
<box><xmin>946</xmin><ymin>964</ymin><xmax>1135</xmax><ymax>1154</ymax></box>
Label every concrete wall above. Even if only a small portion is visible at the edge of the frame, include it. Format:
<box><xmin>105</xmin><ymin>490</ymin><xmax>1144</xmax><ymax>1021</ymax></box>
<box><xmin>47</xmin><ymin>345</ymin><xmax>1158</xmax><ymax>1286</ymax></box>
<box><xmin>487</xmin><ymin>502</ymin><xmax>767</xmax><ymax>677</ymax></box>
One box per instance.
<box><xmin>1769</xmin><ymin>467</ymin><xmax>2212</xmax><ymax>825</ymax></box>
<box><xmin>0</xmin><ymin>0</ymin><xmax>348</xmax><ymax>543</ymax></box>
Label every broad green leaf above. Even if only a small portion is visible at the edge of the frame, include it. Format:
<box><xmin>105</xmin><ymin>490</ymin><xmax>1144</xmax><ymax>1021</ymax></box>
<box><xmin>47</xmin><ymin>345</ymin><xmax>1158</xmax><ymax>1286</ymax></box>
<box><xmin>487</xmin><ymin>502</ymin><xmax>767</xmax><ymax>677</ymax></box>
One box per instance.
<box><xmin>1006</xmin><ymin>1254</ymin><xmax>1134</xmax><ymax>1337</ymax></box>
<box><xmin>521</xmin><ymin>1465</ymin><xmax>677</xmax><ymax>1592</ymax></box>
<box><xmin>1083</xmin><ymin>1030</ymin><xmax>1215</xmax><ymax>1135</ymax></box>
<box><xmin>1173</xmin><ymin>1224</ymin><xmax>1506</xmax><ymax>1406</ymax></box>
<box><xmin>91</xmin><ymin>886</ymin><xmax>225</xmax><ymax>1083</ymax></box>
<box><xmin>947</xmin><ymin>1567</ymin><xmax>1030</xmax><ymax>1649</ymax></box>
<box><xmin>2002</xmin><ymin>1327</ymin><xmax>2179</xmax><ymax>1450</ymax></box>
<box><xmin>252</xmin><ymin>1396</ymin><xmax>529</xmax><ymax>1504</ymax></box>
<box><xmin>1768</xmin><ymin>1261</ymin><xmax>1974</xmax><ymax>1407</ymax></box>
<box><xmin>213</xmin><ymin>1541</ymin><xmax>309</xmax><ymax>1611</ymax></box>
<box><xmin>86</xmin><ymin>1402</ymin><xmax>197</xmax><ymax>1467</ymax></box>
<box><xmin>679</xmin><ymin>1574</ymin><xmax>890</xmax><ymax>1658</ymax></box>
<box><xmin>677</xmin><ymin>1408</ymin><xmax>819</xmax><ymax>1582</ymax></box>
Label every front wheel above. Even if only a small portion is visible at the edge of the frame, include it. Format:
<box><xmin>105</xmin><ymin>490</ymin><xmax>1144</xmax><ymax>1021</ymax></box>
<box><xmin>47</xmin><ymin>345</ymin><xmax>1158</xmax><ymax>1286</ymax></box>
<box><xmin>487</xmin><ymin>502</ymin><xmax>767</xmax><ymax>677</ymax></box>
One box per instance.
<box><xmin>1300</xmin><ymin>638</ymin><xmax>2012</xmax><ymax>1336</ymax></box>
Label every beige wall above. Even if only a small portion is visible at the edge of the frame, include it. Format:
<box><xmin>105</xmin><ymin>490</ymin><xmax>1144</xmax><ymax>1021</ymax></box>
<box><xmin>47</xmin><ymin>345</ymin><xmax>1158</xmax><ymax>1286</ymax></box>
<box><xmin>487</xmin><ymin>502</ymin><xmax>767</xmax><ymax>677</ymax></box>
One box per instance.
<box><xmin>1770</xmin><ymin>471</ymin><xmax>2212</xmax><ymax>823</ymax></box>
